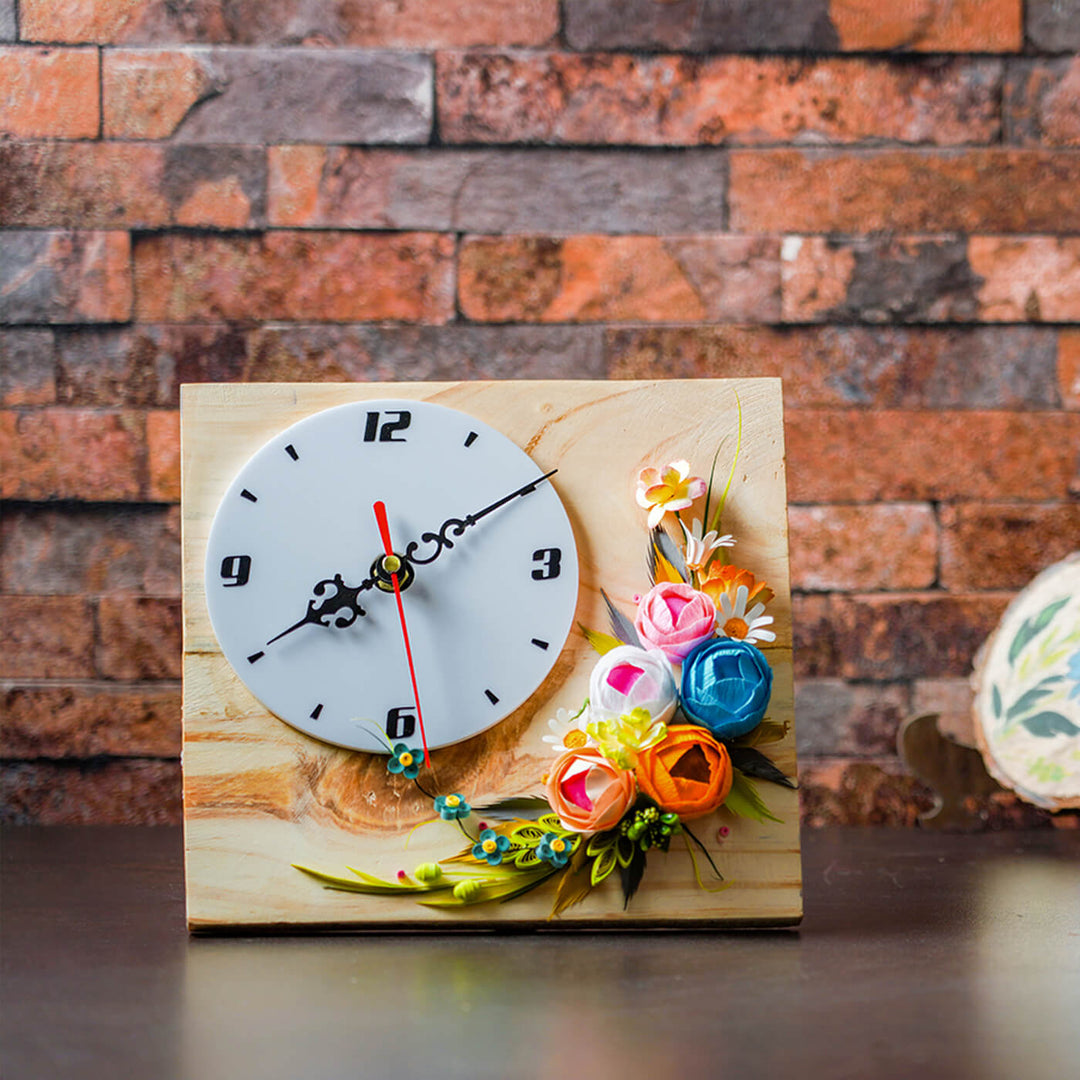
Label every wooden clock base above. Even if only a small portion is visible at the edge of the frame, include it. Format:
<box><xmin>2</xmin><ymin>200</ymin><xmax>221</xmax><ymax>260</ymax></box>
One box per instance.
<box><xmin>181</xmin><ymin>380</ymin><xmax>800</xmax><ymax>929</ymax></box>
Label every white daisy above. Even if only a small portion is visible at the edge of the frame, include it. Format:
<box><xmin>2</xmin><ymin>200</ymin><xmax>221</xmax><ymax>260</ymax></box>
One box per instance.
<box><xmin>542</xmin><ymin>705</ymin><xmax>593</xmax><ymax>754</ymax></box>
<box><xmin>680</xmin><ymin>517</ymin><xmax>735</xmax><ymax>571</ymax></box>
<box><xmin>715</xmin><ymin>584</ymin><xmax>776</xmax><ymax>646</ymax></box>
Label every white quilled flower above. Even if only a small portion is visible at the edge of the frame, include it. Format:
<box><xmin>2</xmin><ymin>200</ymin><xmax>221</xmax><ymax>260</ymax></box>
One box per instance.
<box><xmin>715</xmin><ymin>584</ymin><xmax>776</xmax><ymax>646</ymax></box>
<box><xmin>542</xmin><ymin>706</ymin><xmax>593</xmax><ymax>754</ymax></box>
<box><xmin>679</xmin><ymin>518</ymin><xmax>735</xmax><ymax>571</ymax></box>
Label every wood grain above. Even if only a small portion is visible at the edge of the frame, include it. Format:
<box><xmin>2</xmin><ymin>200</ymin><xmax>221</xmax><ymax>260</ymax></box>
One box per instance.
<box><xmin>181</xmin><ymin>380</ymin><xmax>800</xmax><ymax>928</ymax></box>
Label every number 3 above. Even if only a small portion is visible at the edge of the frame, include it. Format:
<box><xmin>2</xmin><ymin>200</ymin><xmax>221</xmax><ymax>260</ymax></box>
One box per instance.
<box><xmin>532</xmin><ymin>548</ymin><xmax>562</xmax><ymax>581</ymax></box>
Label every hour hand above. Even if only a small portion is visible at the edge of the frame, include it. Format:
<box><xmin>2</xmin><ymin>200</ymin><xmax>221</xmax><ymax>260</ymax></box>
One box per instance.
<box><xmin>403</xmin><ymin>469</ymin><xmax>558</xmax><ymax>567</ymax></box>
<box><xmin>265</xmin><ymin>573</ymin><xmax>374</xmax><ymax>646</ymax></box>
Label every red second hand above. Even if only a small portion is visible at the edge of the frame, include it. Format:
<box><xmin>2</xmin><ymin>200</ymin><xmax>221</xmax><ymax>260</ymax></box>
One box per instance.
<box><xmin>372</xmin><ymin>500</ymin><xmax>430</xmax><ymax>768</ymax></box>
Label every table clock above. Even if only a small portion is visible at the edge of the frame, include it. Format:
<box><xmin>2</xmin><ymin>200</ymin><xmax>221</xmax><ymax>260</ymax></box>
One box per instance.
<box><xmin>181</xmin><ymin>380</ymin><xmax>800</xmax><ymax>929</ymax></box>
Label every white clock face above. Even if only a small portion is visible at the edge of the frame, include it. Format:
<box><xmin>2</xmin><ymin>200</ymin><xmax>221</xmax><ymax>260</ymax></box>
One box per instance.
<box><xmin>204</xmin><ymin>399</ymin><xmax>579</xmax><ymax>754</ymax></box>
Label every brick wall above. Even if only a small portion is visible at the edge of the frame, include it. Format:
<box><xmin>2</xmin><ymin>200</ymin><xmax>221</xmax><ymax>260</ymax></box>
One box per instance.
<box><xmin>2</xmin><ymin>0</ymin><xmax>1078</xmax><ymax>825</ymax></box>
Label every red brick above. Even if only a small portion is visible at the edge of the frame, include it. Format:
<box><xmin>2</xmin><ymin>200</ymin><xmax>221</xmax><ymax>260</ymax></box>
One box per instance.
<box><xmin>0</xmin><ymin>409</ymin><xmax>142</xmax><ymax>501</ymax></box>
<box><xmin>96</xmin><ymin>597</ymin><xmax>182</xmax><ymax>680</ymax></box>
<box><xmin>970</xmin><ymin>238</ymin><xmax>1080</xmax><ymax>323</ymax></box>
<box><xmin>56</xmin><ymin>325</ymin><xmax>248</xmax><ymax>406</ymax></box>
<box><xmin>20</xmin><ymin>0</ymin><xmax>557</xmax><ymax>46</ymax></box>
<box><xmin>0</xmin><ymin>231</ymin><xmax>132</xmax><ymax>325</ymax></box>
<box><xmin>0</xmin><ymin>760</ymin><xmax>181</xmax><ymax>825</ymax></box>
<box><xmin>0</xmin><ymin>46</ymin><xmax>98</xmax><ymax>137</ymax></box>
<box><xmin>267</xmin><ymin>145</ymin><xmax>728</xmax><ymax>233</ymax></box>
<box><xmin>781</xmin><ymin>236</ymin><xmax>984</xmax><ymax>324</ymax></box>
<box><xmin>939</xmin><ymin>503</ymin><xmax>1080</xmax><ymax>591</ymax></box>
<box><xmin>0</xmin><ymin>505</ymin><xmax>180</xmax><ymax>595</ymax></box>
<box><xmin>605</xmin><ymin>326</ymin><xmax>1060</xmax><ymax>409</ymax></box>
<box><xmin>458</xmin><ymin>236</ymin><xmax>779</xmax><ymax>323</ymax></box>
<box><xmin>731</xmin><ymin>151</ymin><xmax>1080</xmax><ymax>234</ymax></box>
<box><xmin>786</xmin><ymin>411</ymin><xmax>1080</xmax><ymax>502</ymax></box>
<box><xmin>566</xmin><ymin>0</ymin><xmax>1021</xmax><ymax>52</ymax></box>
<box><xmin>1</xmin><ymin>683</ymin><xmax>181</xmax><ymax>758</ymax></box>
<box><xmin>133</xmin><ymin>232</ymin><xmax>455</xmax><ymax>322</ymax></box>
<box><xmin>1028</xmin><ymin>0</ymin><xmax>1080</xmax><ymax>51</ymax></box>
<box><xmin>795</xmin><ymin>679</ymin><xmax>910</xmax><ymax>757</ymax></box>
<box><xmin>1005</xmin><ymin>59</ymin><xmax>1080</xmax><ymax>148</ymax></box>
<box><xmin>829</xmin><ymin>0</ymin><xmax>1022</xmax><ymax>52</ymax></box>
<box><xmin>102</xmin><ymin>47</ymin><xmax>431</xmax><ymax>144</ymax></box>
<box><xmin>0</xmin><ymin>331</ymin><xmax>55</xmax><ymax>406</ymax></box>
<box><xmin>794</xmin><ymin>593</ymin><xmax>1010</xmax><ymax>680</ymax></box>
<box><xmin>436</xmin><ymin>53</ymin><xmax>1000</xmax><ymax>146</ymax></box>
<box><xmin>0</xmin><ymin>144</ymin><xmax>265</xmax><ymax>229</ymax></box>
<box><xmin>1060</xmin><ymin>331</ymin><xmax>1080</xmax><ymax>409</ymax></box>
<box><xmin>0</xmin><ymin>596</ymin><xmax>95</xmax><ymax>678</ymax></box>
<box><xmin>798</xmin><ymin>759</ymin><xmax>935</xmax><ymax>827</ymax></box>
<box><xmin>244</xmin><ymin>324</ymin><xmax>605</xmax><ymax>382</ymax></box>
<box><xmin>103</xmin><ymin>49</ymin><xmax>217</xmax><ymax>138</ymax></box>
<box><xmin>147</xmin><ymin>411</ymin><xmax>180</xmax><ymax>502</ymax></box>
<box><xmin>789</xmin><ymin>504</ymin><xmax>937</xmax><ymax>592</ymax></box>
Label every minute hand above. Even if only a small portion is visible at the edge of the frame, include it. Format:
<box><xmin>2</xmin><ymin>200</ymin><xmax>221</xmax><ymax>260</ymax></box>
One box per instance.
<box><xmin>403</xmin><ymin>469</ymin><xmax>558</xmax><ymax>567</ymax></box>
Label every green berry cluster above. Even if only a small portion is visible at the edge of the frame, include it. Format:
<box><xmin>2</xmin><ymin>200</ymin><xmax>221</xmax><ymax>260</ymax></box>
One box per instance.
<box><xmin>620</xmin><ymin>804</ymin><xmax>681</xmax><ymax>852</ymax></box>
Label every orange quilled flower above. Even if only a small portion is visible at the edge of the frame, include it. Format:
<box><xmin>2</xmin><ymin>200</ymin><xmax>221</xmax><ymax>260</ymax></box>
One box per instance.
<box><xmin>700</xmin><ymin>564</ymin><xmax>774</xmax><ymax>609</ymax></box>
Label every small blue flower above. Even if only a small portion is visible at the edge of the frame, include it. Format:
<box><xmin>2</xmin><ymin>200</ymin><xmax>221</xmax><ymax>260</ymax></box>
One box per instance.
<box><xmin>537</xmin><ymin>832</ymin><xmax>573</xmax><ymax>868</ymax></box>
<box><xmin>434</xmin><ymin>793</ymin><xmax>471</xmax><ymax>820</ymax></box>
<box><xmin>681</xmin><ymin>636</ymin><xmax>773</xmax><ymax>739</ymax></box>
<box><xmin>1067</xmin><ymin>650</ymin><xmax>1080</xmax><ymax>701</ymax></box>
<box><xmin>387</xmin><ymin>743</ymin><xmax>423</xmax><ymax>779</ymax></box>
<box><xmin>472</xmin><ymin>828</ymin><xmax>511</xmax><ymax>866</ymax></box>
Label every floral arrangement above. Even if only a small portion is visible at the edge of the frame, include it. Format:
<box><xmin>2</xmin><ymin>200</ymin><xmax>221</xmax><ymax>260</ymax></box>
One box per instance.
<box><xmin>297</xmin><ymin>434</ymin><xmax>795</xmax><ymax>917</ymax></box>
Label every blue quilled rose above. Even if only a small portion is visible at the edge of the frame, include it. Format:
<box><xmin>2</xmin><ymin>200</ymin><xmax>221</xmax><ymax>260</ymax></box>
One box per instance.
<box><xmin>680</xmin><ymin>637</ymin><xmax>773</xmax><ymax>739</ymax></box>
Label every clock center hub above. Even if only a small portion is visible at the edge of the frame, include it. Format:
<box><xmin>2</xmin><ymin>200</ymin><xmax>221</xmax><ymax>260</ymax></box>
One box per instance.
<box><xmin>372</xmin><ymin>553</ymin><xmax>415</xmax><ymax>593</ymax></box>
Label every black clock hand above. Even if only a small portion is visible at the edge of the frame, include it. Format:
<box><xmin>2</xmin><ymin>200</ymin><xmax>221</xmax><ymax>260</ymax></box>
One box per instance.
<box><xmin>403</xmin><ymin>469</ymin><xmax>558</xmax><ymax>567</ymax></box>
<box><xmin>265</xmin><ymin>572</ymin><xmax>376</xmax><ymax>646</ymax></box>
<box><xmin>266</xmin><ymin>470</ymin><xmax>558</xmax><ymax>644</ymax></box>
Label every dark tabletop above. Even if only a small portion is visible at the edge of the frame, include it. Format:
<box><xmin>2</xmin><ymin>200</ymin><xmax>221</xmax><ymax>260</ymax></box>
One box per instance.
<box><xmin>2</xmin><ymin>827</ymin><xmax>1078</xmax><ymax>1080</ymax></box>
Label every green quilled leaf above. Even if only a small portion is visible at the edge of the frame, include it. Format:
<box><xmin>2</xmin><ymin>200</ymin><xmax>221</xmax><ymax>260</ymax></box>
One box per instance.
<box><xmin>992</xmin><ymin>684</ymin><xmax>1002</xmax><ymax>719</ymax></box>
<box><xmin>590</xmin><ymin>845</ymin><xmax>618</xmax><ymax>886</ymax></box>
<box><xmin>292</xmin><ymin>865</ymin><xmax>447</xmax><ymax>895</ymax></box>
<box><xmin>586</xmin><ymin>832</ymin><xmax>616</xmax><ymax>858</ymax></box>
<box><xmin>724</xmin><ymin>769</ymin><xmax>783</xmax><ymax>825</ymax></box>
<box><xmin>1021</xmin><ymin>711</ymin><xmax>1080</xmax><ymax>739</ymax></box>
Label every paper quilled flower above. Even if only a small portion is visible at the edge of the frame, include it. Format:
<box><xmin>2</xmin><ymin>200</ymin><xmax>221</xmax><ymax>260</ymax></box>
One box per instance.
<box><xmin>538</xmin><ymin>832</ymin><xmax>574</xmax><ymax>868</ymax></box>
<box><xmin>542</xmin><ymin>706</ymin><xmax>594</xmax><ymax>754</ymax></box>
<box><xmin>680</xmin><ymin>637</ymin><xmax>773</xmax><ymax>740</ymax></box>
<box><xmin>634</xmin><ymin>582</ymin><xmax>717</xmax><ymax>662</ymax></box>
<box><xmin>635</xmin><ymin>725</ymin><xmax>733</xmax><ymax>820</ymax></box>
<box><xmin>680</xmin><ymin>518</ymin><xmax>735</xmax><ymax>571</ymax></box>
<box><xmin>387</xmin><ymin>743</ymin><xmax>424</xmax><ymax>779</ymax></box>
<box><xmin>472</xmin><ymin>828</ymin><xmax>511</xmax><ymax>866</ymax></box>
<box><xmin>589</xmin><ymin>644</ymin><xmax>678</xmax><ymax>726</ymax></box>
<box><xmin>546</xmin><ymin>748</ymin><xmax>637</xmax><ymax>834</ymax></box>
<box><xmin>714</xmin><ymin>584</ymin><xmax>776</xmax><ymax>646</ymax></box>
<box><xmin>636</xmin><ymin>460</ymin><xmax>707</xmax><ymax>528</ymax></box>
<box><xmin>434</xmin><ymin>793</ymin><xmax>471</xmax><ymax>821</ymax></box>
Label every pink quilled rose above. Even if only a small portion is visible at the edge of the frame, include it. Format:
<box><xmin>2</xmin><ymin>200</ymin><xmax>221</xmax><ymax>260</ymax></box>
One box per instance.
<box><xmin>546</xmin><ymin>748</ymin><xmax>637</xmax><ymax>834</ymax></box>
<box><xmin>634</xmin><ymin>582</ymin><xmax>717</xmax><ymax>663</ymax></box>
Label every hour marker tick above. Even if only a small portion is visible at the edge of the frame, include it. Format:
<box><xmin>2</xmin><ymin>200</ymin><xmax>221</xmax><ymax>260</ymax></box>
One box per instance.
<box><xmin>247</xmin><ymin>651</ymin><xmax>265</xmax><ymax>664</ymax></box>
<box><xmin>285</xmin><ymin>444</ymin><xmax>299</xmax><ymax>460</ymax></box>
<box><xmin>310</xmin><ymin>704</ymin><xmax>323</xmax><ymax>720</ymax></box>
<box><xmin>531</xmin><ymin>638</ymin><xmax>549</xmax><ymax>650</ymax></box>
<box><xmin>240</xmin><ymin>488</ymin><xmax>258</xmax><ymax>502</ymax></box>
<box><xmin>464</xmin><ymin>432</ymin><xmax>478</xmax><ymax>447</ymax></box>
<box><xmin>484</xmin><ymin>689</ymin><xmax>499</xmax><ymax>705</ymax></box>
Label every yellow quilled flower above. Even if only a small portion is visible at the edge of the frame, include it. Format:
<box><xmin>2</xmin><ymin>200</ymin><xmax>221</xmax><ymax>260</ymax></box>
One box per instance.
<box><xmin>636</xmin><ymin>460</ymin><xmax>707</xmax><ymax>528</ymax></box>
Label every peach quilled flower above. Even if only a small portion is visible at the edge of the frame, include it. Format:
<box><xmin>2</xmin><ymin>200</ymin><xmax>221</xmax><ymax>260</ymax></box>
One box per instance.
<box><xmin>636</xmin><ymin>460</ymin><xmax>707</xmax><ymax>528</ymax></box>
